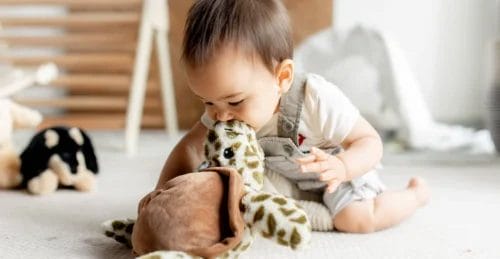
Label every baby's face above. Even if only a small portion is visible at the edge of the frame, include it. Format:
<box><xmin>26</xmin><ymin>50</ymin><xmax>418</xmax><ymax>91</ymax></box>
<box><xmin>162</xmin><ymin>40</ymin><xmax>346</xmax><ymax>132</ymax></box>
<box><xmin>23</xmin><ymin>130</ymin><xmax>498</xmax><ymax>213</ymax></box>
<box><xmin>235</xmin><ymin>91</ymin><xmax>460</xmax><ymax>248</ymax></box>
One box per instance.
<box><xmin>186</xmin><ymin>45</ymin><xmax>282</xmax><ymax>131</ymax></box>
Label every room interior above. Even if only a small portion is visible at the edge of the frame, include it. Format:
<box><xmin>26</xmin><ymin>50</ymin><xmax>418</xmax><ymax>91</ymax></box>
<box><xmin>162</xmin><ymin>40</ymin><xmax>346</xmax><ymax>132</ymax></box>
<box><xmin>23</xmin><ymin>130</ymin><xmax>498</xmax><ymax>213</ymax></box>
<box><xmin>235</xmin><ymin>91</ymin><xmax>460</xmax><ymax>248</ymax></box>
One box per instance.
<box><xmin>0</xmin><ymin>0</ymin><xmax>499</xmax><ymax>258</ymax></box>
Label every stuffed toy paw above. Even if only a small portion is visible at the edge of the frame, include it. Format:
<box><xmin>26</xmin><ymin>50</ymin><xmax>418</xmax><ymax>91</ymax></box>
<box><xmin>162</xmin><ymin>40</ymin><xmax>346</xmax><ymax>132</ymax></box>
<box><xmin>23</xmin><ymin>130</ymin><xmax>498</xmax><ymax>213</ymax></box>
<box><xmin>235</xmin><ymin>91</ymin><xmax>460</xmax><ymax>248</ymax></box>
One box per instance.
<box><xmin>102</xmin><ymin>218</ymin><xmax>136</xmax><ymax>248</ymax></box>
<box><xmin>0</xmin><ymin>143</ymin><xmax>22</xmax><ymax>189</ymax></box>
<box><xmin>0</xmin><ymin>98</ymin><xmax>43</xmax><ymax>189</ymax></box>
<box><xmin>20</xmin><ymin>126</ymin><xmax>98</xmax><ymax>195</ymax></box>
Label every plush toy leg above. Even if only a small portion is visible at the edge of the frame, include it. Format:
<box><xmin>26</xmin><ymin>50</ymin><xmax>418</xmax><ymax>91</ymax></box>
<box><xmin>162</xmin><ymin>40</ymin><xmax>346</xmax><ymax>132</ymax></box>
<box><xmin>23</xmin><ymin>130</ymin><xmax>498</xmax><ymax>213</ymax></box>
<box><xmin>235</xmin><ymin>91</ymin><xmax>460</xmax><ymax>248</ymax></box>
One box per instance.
<box><xmin>242</xmin><ymin>191</ymin><xmax>311</xmax><ymax>250</ymax></box>
<box><xmin>0</xmin><ymin>145</ymin><xmax>22</xmax><ymax>189</ymax></box>
<box><xmin>101</xmin><ymin>218</ymin><xmax>135</xmax><ymax>248</ymax></box>
<box><xmin>49</xmin><ymin>155</ymin><xmax>95</xmax><ymax>192</ymax></box>
<box><xmin>222</xmin><ymin>227</ymin><xmax>254</xmax><ymax>258</ymax></box>
<box><xmin>264</xmin><ymin>170</ymin><xmax>334</xmax><ymax>231</ymax></box>
<box><xmin>73</xmin><ymin>170</ymin><xmax>96</xmax><ymax>192</ymax></box>
<box><xmin>27</xmin><ymin>169</ymin><xmax>58</xmax><ymax>195</ymax></box>
<box><xmin>0</xmin><ymin>165</ymin><xmax>22</xmax><ymax>189</ymax></box>
<box><xmin>295</xmin><ymin>200</ymin><xmax>334</xmax><ymax>231</ymax></box>
<box><xmin>49</xmin><ymin>155</ymin><xmax>73</xmax><ymax>186</ymax></box>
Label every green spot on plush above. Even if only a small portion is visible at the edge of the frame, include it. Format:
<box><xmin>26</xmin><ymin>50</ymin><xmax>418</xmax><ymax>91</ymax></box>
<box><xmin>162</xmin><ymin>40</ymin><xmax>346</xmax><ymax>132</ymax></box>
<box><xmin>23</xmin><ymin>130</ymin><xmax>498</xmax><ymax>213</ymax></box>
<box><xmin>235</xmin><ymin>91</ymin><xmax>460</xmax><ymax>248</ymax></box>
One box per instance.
<box><xmin>251</xmin><ymin>194</ymin><xmax>271</xmax><ymax>202</ymax></box>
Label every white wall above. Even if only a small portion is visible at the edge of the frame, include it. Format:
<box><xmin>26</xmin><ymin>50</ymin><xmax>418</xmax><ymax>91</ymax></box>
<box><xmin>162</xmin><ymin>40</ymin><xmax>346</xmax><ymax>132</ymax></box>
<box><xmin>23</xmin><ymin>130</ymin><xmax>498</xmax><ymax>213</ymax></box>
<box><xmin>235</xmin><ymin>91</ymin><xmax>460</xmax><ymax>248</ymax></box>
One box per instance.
<box><xmin>335</xmin><ymin>0</ymin><xmax>497</xmax><ymax>125</ymax></box>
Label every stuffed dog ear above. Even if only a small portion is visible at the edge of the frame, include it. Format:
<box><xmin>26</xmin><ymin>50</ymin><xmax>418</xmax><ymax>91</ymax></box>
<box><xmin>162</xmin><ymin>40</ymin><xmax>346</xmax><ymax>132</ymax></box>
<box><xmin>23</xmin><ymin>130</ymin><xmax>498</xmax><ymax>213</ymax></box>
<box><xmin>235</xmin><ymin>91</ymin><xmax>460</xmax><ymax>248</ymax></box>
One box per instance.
<box><xmin>80</xmin><ymin>129</ymin><xmax>98</xmax><ymax>174</ymax></box>
<box><xmin>67</xmin><ymin>127</ymin><xmax>98</xmax><ymax>173</ymax></box>
<box><xmin>20</xmin><ymin>129</ymin><xmax>52</xmax><ymax>186</ymax></box>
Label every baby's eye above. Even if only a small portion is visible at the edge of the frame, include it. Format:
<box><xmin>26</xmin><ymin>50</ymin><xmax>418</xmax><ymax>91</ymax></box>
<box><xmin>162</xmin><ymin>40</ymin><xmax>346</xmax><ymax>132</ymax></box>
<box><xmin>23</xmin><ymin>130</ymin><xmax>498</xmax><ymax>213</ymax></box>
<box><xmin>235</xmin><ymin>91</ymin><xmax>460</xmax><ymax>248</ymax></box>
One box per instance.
<box><xmin>204</xmin><ymin>102</ymin><xmax>214</xmax><ymax>106</ymax></box>
<box><xmin>228</xmin><ymin>100</ymin><xmax>244</xmax><ymax>106</ymax></box>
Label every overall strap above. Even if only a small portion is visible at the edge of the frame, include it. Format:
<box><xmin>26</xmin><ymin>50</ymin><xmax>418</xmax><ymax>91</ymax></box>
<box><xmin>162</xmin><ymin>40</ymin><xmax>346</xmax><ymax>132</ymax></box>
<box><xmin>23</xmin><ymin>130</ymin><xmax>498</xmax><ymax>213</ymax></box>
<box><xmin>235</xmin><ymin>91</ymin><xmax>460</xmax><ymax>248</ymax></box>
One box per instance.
<box><xmin>277</xmin><ymin>73</ymin><xmax>307</xmax><ymax>145</ymax></box>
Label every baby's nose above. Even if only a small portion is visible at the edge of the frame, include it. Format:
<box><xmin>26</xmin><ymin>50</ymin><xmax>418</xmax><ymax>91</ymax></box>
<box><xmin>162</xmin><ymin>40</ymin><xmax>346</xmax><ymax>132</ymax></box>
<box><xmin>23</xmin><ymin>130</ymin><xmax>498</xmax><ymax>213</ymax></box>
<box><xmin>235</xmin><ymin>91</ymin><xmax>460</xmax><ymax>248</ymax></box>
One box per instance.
<box><xmin>216</xmin><ymin>111</ymin><xmax>234</xmax><ymax>121</ymax></box>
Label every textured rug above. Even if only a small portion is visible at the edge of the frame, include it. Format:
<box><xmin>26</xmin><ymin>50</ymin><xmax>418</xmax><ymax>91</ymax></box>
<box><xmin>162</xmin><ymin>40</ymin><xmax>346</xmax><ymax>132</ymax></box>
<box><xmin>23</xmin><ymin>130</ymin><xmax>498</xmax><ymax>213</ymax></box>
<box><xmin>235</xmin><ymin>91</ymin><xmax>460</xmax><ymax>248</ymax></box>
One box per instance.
<box><xmin>1</xmin><ymin>130</ymin><xmax>499</xmax><ymax>259</ymax></box>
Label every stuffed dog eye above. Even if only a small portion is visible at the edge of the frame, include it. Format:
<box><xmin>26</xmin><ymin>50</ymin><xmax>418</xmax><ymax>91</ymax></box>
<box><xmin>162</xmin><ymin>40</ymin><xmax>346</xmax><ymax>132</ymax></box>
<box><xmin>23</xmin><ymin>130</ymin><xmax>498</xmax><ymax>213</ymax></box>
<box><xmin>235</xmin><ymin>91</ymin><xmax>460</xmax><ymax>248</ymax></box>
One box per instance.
<box><xmin>223</xmin><ymin>147</ymin><xmax>234</xmax><ymax>159</ymax></box>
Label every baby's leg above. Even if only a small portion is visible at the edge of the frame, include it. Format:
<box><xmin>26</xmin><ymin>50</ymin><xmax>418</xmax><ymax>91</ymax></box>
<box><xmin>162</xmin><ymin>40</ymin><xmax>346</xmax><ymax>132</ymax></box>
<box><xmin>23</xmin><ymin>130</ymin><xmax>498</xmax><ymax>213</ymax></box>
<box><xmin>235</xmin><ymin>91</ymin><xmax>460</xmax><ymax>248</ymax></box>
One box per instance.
<box><xmin>334</xmin><ymin>177</ymin><xmax>430</xmax><ymax>233</ymax></box>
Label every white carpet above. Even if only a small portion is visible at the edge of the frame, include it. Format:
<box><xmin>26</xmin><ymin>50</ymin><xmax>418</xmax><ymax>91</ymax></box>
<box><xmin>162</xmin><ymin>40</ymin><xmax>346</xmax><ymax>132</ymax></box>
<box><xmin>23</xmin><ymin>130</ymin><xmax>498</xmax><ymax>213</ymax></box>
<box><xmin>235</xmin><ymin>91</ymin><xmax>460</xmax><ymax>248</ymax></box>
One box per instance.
<box><xmin>1</xmin><ymin>130</ymin><xmax>500</xmax><ymax>259</ymax></box>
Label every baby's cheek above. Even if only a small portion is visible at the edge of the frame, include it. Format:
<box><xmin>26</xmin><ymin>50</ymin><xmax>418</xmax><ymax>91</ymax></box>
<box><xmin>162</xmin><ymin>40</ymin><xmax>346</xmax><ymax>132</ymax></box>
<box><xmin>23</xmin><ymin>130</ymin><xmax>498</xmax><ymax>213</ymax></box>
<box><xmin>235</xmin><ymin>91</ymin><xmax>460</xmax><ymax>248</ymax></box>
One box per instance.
<box><xmin>235</xmin><ymin>109</ymin><xmax>255</xmax><ymax>128</ymax></box>
<box><xmin>240</xmin><ymin>102</ymin><xmax>267</xmax><ymax>127</ymax></box>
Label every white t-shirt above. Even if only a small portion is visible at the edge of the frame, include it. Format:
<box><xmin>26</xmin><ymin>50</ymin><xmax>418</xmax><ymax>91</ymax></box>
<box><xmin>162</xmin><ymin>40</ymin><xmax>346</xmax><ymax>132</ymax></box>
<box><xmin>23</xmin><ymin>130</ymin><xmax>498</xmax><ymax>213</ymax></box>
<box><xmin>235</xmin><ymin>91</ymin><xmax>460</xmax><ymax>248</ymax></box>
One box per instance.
<box><xmin>201</xmin><ymin>73</ymin><xmax>360</xmax><ymax>150</ymax></box>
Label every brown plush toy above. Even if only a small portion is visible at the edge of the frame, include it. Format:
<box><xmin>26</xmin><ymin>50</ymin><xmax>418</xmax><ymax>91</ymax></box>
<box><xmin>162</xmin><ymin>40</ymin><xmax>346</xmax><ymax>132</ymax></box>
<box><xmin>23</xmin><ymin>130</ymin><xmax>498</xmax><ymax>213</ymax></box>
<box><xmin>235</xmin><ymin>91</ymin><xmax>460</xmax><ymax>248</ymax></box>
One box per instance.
<box><xmin>103</xmin><ymin>120</ymin><xmax>311</xmax><ymax>259</ymax></box>
<box><xmin>133</xmin><ymin>167</ymin><xmax>245</xmax><ymax>258</ymax></box>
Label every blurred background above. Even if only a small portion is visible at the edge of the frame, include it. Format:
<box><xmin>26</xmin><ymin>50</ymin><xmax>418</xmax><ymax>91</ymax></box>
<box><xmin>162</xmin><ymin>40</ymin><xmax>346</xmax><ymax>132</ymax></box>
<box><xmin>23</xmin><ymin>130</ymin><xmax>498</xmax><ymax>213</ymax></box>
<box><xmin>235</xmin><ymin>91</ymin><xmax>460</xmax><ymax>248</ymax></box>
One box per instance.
<box><xmin>0</xmin><ymin>0</ymin><xmax>499</xmax><ymax>155</ymax></box>
<box><xmin>336</xmin><ymin>0</ymin><xmax>497</xmax><ymax>126</ymax></box>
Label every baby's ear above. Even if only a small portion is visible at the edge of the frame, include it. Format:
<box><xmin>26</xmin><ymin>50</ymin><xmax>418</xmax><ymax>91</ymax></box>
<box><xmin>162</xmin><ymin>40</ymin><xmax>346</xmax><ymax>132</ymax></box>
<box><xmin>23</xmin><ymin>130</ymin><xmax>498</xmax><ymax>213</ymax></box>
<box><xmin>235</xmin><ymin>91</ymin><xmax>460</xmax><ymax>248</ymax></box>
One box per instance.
<box><xmin>275</xmin><ymin>59</ymin><xmax>294</xmax><ymax>94</ymax></box>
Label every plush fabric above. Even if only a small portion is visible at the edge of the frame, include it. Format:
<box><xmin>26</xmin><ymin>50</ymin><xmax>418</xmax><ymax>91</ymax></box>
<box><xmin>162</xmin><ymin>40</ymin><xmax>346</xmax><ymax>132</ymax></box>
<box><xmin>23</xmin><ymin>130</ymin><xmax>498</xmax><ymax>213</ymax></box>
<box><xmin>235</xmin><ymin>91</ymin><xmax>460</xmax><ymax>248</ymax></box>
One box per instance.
<box><xmin>0</xmin><ymin>144</ymin><xmax>22</xmax><ymax>189</ymax></box>
<box><xmin>0</xmin><ymin>98</ymin><xmax>42</xmax><ymax>189</ymax></box>
<box><xmin>132</xmin><ymin>167</ymin><xmax>245</xmax><ymax>258</ymax></box>
<box><xmin>20</xmin><ymin>126</ymin><xmax>98</xmax><ymax>195</ymax></box>
<box><xmin>105</xmin><ymin>120</ymin><xmax>311</xmax><ymax>259</ymax></box>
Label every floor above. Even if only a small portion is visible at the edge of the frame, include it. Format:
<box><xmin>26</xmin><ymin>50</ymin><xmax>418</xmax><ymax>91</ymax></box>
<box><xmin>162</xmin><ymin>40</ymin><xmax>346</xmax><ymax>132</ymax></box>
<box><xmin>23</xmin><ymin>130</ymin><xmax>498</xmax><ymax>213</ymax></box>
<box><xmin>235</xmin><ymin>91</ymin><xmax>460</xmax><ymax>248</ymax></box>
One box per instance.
<box><xmin>1</xmin><ymin>130</ymin><xmax>500</xmax><ymax>259</ymax></box>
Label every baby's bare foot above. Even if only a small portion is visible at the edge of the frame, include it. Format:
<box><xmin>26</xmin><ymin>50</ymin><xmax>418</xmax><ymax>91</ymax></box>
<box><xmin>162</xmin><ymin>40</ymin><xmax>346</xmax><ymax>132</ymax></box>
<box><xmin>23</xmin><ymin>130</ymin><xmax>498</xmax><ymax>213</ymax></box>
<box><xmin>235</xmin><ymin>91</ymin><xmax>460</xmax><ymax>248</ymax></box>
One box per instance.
<box><xmin>407</xmin><ymin>177</ymin><xmax>430</xmax><ymax>207</ymax></box>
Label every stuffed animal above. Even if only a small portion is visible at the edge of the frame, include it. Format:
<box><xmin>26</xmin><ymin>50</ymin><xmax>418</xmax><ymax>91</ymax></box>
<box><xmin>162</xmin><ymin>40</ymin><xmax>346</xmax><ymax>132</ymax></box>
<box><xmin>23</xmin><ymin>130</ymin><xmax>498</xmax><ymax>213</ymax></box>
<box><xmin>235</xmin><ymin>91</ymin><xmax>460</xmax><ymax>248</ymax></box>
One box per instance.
<box><xmin>20</xmin><ymin>126</ymin><xmax>98</xmax><ymax>195</ymax></box>
<box><xmin>0</xmin><ymin>62</ymin><xmax>58</xmax><ymax>189</ymax></box>
<box><xmin>0</xmin><ymin>99</ymin><xmax>43</xmax><ymax>189</ymax></box>
<box><xmin>103</xmin><ymin>120</ymin><xmax>312</xmax><ymax>258</ymax></box>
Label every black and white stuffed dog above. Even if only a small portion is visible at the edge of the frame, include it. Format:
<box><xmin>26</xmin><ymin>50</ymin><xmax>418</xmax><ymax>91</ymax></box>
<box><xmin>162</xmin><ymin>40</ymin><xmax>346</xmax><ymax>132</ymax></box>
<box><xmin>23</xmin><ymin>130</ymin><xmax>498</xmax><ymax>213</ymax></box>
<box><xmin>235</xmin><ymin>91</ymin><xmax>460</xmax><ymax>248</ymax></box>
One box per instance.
<box><xmin>20</xmin><ymin>126</ymin><xmax>98</xmax><ymax>195</ymax></box>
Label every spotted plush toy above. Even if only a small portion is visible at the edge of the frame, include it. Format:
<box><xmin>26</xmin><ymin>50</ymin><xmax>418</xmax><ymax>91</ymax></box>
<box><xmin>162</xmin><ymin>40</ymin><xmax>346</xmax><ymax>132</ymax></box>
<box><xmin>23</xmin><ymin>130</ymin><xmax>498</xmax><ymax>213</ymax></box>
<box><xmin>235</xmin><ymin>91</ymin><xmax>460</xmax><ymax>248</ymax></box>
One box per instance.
<box><xmin>103</xmin><ymin>120</ymin><xmax>312</xmax><ymax>258</ymax></box>
<box><xmin>201</xmin><ymin>120</ymin><xmax>312</xmax><ymax>255</ymax></box>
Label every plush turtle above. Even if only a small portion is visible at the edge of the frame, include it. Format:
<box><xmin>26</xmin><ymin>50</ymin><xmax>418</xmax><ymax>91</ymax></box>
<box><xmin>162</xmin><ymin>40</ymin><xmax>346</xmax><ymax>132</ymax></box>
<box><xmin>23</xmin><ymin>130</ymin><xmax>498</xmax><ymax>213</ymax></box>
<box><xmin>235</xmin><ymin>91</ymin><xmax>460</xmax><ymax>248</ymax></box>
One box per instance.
<box><xmin>103</xmin><ymin>120</ymin><xmax>312</xmax><ymax>258</ymax></box>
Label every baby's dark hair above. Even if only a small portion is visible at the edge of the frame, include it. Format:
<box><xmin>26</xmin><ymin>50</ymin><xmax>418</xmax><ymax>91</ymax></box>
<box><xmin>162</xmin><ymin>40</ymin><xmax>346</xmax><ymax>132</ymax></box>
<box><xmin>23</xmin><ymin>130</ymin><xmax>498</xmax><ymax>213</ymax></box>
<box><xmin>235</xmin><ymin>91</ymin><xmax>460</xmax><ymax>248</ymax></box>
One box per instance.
<box><xmin>182</xmin><ymin>0</ymin><xmax>293</xmax><ymax>72</ymax></box>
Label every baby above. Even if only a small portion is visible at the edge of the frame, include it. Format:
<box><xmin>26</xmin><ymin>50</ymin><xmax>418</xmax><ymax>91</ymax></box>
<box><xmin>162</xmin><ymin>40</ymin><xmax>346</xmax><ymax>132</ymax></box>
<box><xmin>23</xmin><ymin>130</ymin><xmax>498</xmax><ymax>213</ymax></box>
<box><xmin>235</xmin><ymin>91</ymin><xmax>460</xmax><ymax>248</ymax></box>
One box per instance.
<box><xmin>156</xmin><ymin>0</ymin><xmax>430</xmax><ymax>233</ymax></box>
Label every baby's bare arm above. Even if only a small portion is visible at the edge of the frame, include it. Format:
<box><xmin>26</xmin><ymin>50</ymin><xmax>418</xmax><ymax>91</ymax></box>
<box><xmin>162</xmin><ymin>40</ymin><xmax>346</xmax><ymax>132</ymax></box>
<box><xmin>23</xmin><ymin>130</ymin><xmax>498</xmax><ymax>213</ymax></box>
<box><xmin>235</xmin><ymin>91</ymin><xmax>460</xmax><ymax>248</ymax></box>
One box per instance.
<box><xmin>154</xmin><ymin>121</ymin><xmax>207</xmax><ymax>190</ymax></box>
<box><xmin>337</xmin><ymin>116</ymin><xmax>383</xmax><ymax>181</ymax></box>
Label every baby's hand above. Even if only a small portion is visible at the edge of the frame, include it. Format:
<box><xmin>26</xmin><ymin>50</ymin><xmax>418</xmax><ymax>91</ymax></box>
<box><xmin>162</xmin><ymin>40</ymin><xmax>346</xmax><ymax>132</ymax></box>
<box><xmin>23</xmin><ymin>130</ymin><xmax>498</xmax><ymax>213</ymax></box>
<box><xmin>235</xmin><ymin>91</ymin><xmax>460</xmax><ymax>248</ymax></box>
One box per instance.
<box><xmin>296</xmin><ymin>147</ymin><xmax>347</xmax><ymax>193</ymax></box>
